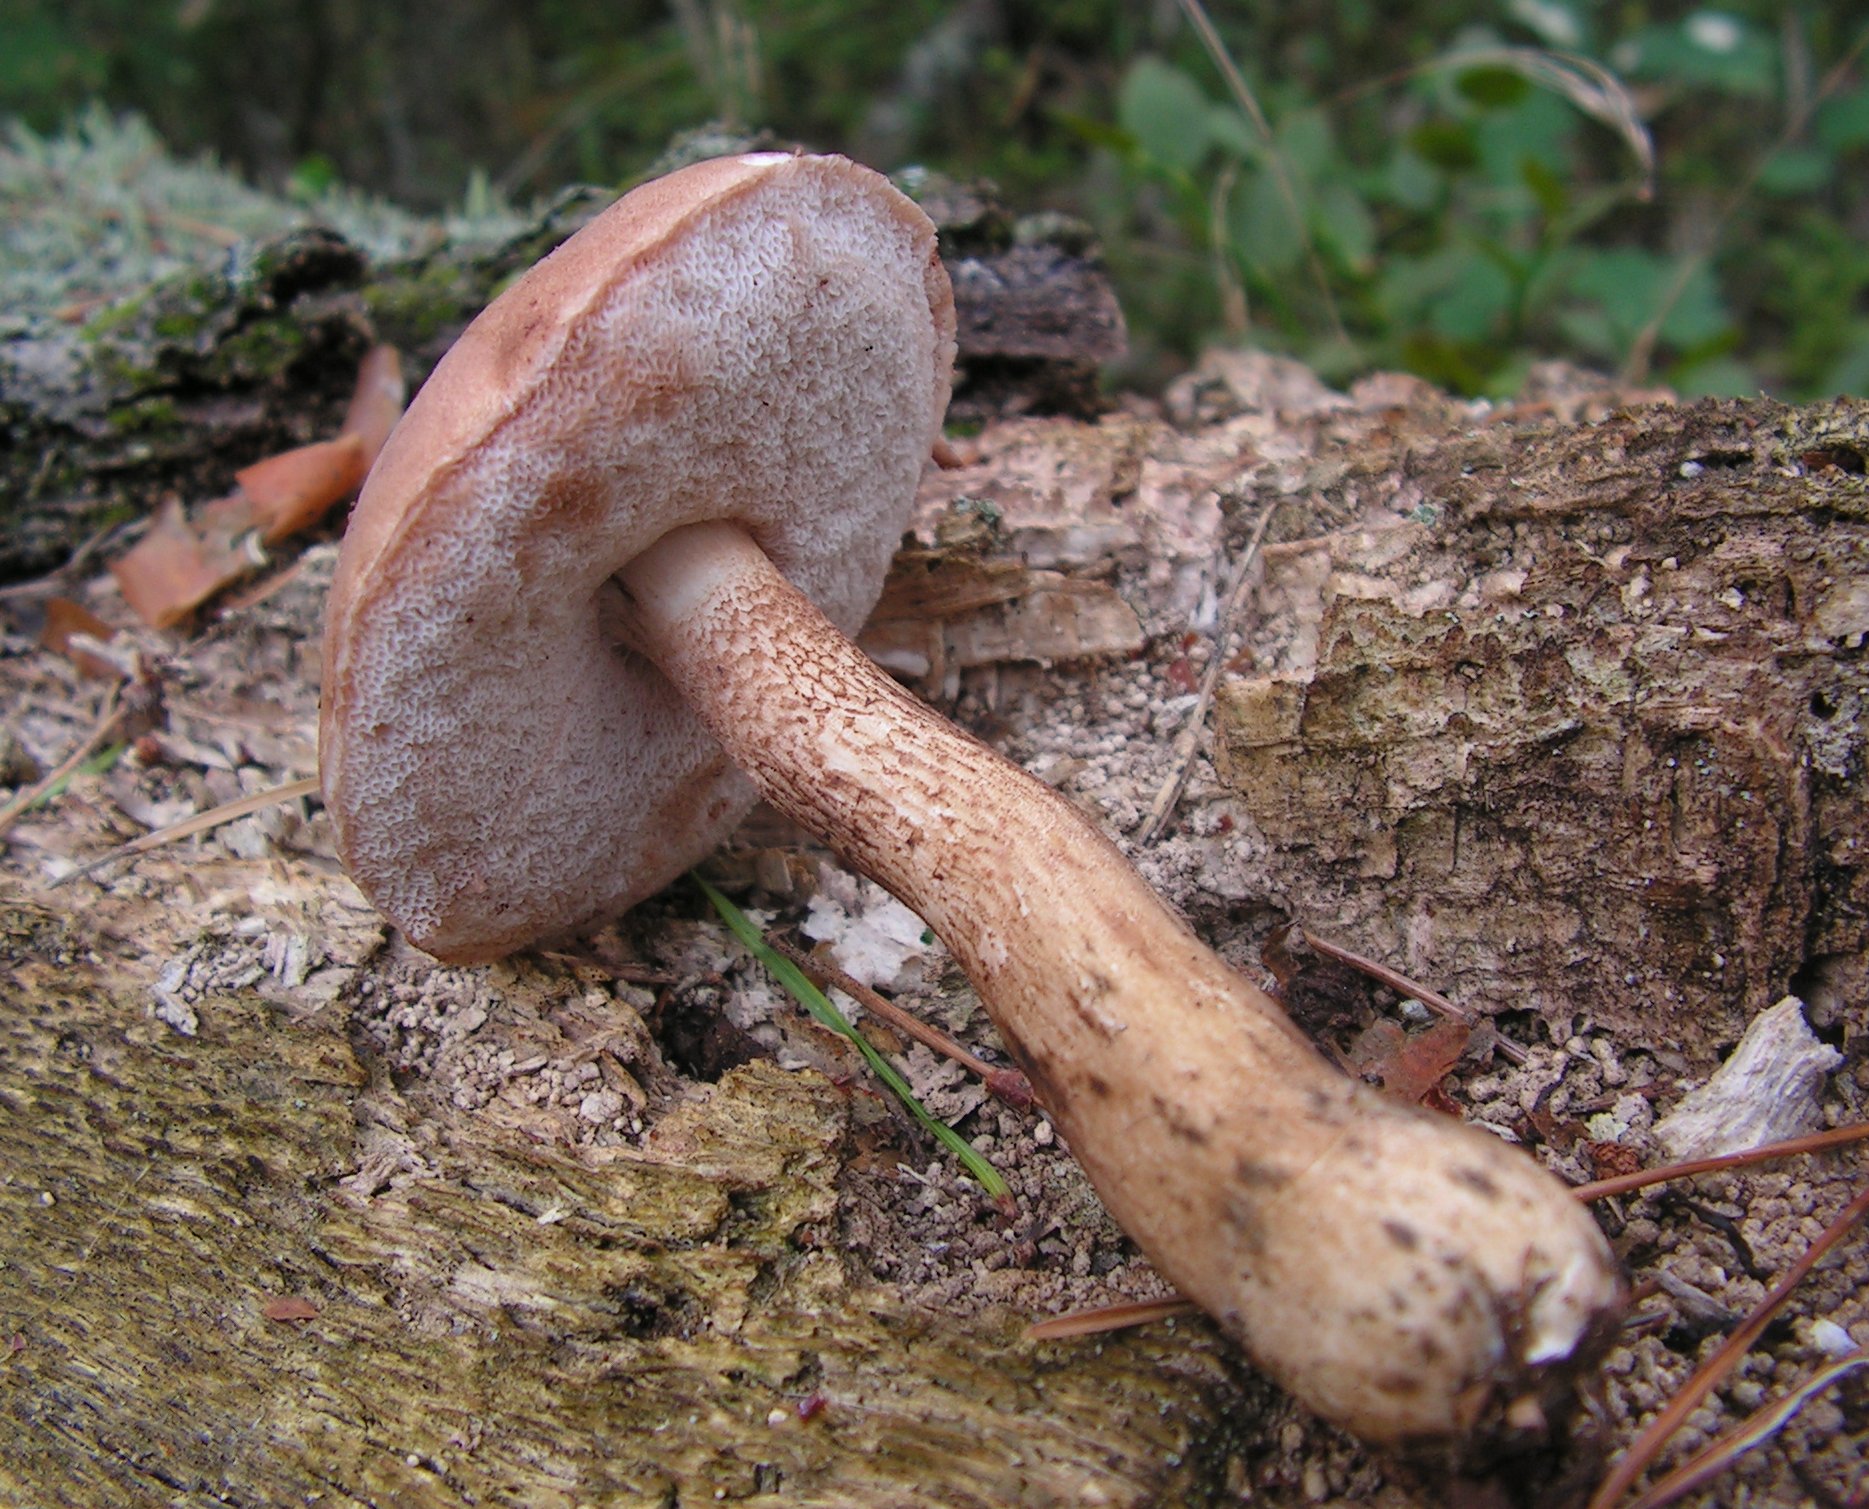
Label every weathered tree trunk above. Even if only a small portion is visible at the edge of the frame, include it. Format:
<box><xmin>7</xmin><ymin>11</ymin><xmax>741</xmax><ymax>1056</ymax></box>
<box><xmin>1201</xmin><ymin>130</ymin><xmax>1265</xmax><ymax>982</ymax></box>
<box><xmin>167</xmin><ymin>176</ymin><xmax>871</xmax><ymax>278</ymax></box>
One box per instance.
<box><xmin>6</xmin><ymin>367</ymin><xmax>1863</xmax><ymax>1507</ymax></box>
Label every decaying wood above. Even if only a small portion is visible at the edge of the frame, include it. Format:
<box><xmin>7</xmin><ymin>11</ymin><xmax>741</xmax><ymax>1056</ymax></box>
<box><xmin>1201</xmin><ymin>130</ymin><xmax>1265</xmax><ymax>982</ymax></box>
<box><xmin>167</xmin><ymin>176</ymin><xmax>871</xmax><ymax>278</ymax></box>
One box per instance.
<box><xmin>1</xmin><ymin>170</ymin><xmax>1119</xmax><ymax>581</ymax></box>
<box><xmin>1207</xmin><ymin>385</ymin><xmax>1869</xmax><ymax>1056</ymax></box>
<box><xmin>0</xmin><ymin>895</ymin><xmax>1247</xmax><ymax>1506</ymax></box>
<box><xmin>1653</xmin><ymin>997</ymin><xmax>1844</xmax><ymax>1160</ymax></box>
<box><xmin>862</xmin><ymin>528</ymin><xmax>1144</xmax><ymax>696</ymax></box>
<box><xmin>3</xmin><ymin>330</ymin><xmax>1865</xmax><ymax>1504</ymax></box>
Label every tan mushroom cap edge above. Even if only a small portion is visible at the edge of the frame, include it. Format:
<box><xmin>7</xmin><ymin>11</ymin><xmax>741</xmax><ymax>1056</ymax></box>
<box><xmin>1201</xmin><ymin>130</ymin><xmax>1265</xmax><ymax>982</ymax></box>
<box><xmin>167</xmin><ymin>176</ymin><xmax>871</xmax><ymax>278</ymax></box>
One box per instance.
<box><xmin>320</xmin><ymin>153</ymin><xmax>957</xmax><ymax>961</ymax></box>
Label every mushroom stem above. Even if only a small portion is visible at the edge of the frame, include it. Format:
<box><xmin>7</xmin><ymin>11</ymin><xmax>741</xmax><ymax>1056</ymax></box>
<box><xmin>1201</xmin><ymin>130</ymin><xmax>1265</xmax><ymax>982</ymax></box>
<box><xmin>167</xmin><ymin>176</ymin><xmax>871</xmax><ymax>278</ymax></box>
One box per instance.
<box><xmin>619</xmin><ymin>518</ymin><xmax>1623</xmax><ymax>1448</ymax></box>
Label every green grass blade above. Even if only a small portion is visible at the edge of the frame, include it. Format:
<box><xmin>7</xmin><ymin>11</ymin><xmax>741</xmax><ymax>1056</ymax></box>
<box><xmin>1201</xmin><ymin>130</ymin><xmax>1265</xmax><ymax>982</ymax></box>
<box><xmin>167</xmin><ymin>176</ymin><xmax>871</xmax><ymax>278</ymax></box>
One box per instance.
<box><xmin>29</xmin><ymin>742</ymin><xmax>127</xmax><ymax>810</ymax></box>
<box><xmin>694</xmin><ymin>874</ymin><xmax>1009</xmax><ymax>1199</ymax></box>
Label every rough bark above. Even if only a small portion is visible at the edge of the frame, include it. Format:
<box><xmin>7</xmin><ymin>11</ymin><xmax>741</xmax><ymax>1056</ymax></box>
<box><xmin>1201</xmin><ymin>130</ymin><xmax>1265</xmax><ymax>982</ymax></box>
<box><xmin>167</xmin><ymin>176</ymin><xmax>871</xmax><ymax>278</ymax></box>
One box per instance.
<box><xmin>1208</xmin><ymin>386</ymin><xmax>1869</xmax><ymax>1057</ymax></box>
<box><xmin>0</xmin><ymin>207</ymin><xmax>600</xmax><ymax>581</ymax></box>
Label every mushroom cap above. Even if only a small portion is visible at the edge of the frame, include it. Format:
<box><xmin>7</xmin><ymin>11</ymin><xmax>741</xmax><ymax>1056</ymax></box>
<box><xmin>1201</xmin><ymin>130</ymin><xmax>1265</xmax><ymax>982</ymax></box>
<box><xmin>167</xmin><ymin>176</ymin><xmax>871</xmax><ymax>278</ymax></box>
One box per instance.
<box><xmin>320</xmin><ymin>153</ymin><xmax>956</xmax><ymax>961</ymax></box>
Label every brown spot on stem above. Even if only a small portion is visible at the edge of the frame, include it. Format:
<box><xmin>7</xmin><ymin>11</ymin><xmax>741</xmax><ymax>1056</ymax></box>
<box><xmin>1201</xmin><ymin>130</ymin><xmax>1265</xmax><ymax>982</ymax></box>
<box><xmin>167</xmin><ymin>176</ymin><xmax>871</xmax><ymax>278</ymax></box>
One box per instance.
<box><xmin>1454</xmin><ymin>1166</ymin><xmax>1502</xmax><ymax>1200</ymax></box>
<box><xmin>1221</xmin><ymin>1194</ymin><xmax>1268</xmax><ymax>1254</ymax></box>
<box><xmin>1232</xmin><ymin>1155</ymin><xmax>1287</xmax><ymax>1189</ymax></box>
<box><xmin>1382</xmin><ymin>1219</ymin><xmax>1420</xmax><ymax>1251</ymax></box>
<box><xmin>1152</xmin><ymin>1093</ymin><xmax>1212</xmax><ymax>1147</ymax></box>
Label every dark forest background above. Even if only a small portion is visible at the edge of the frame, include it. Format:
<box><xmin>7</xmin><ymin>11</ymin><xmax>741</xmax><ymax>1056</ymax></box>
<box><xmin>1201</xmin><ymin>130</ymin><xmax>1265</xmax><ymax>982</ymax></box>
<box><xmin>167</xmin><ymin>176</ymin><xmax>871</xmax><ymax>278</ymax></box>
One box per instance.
<box><xmin>4</xmin><ymin>0</ymin><xmax>1866</xmax><ymax>398</ymax></box>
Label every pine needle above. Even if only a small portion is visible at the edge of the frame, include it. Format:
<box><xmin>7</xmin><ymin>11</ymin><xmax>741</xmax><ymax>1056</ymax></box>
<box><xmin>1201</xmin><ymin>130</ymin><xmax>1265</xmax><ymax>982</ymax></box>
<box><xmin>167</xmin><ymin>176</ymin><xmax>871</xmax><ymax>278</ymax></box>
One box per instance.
<box><xmin>1621</xmin><ymin>1349</ymin><xmax>1869</xmax><ymax>1509</ymax></box>
<box><xmin>1587</xmin><ymin>1182</ymin><xmax>1869</xmax><ymax>1509</ymax></box>
<box><xmin>1027</xmin><ymin>1296</ymin><xmax>1200</xmax><ymax>1341</ymax></box>
<box><xmin>50</xmin><ymin>774</ymin><xmax>321</xmax><ymax>887</ymax></box>
<box><xmin>1572</xmin><ymin>1121</ymin><xmax>1869</xmax><ymax>1202</ymax></box>
<box><xmin>769</xmin><ymin>935</ymin><xmax>1034</xmax><ymax>1109</ymax></box>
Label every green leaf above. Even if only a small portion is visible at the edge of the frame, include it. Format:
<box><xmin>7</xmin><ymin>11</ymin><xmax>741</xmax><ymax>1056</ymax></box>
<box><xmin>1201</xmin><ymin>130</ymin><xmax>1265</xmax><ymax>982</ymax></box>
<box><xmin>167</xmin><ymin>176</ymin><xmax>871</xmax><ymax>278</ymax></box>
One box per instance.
<box><xmin>1409</xmin><ymin>119</ymin><xmax>1480</xmax><ymax>172</ymax></box>
<box><xmin>287</xmin><ymin>153</ymin><xmax>340</xmax><ymax>201</ymax></box>
<box><xmin>1276</xmin><ymin>108</ymin><xmax>1335</xmax><ymax>183</ymax></box>
<box><xmin>1474</xmin><ymin>90</ymin><xmax>1575</xmax><ymax>187</ymax></box>
<box><xmin>1061</xmin><ymin>113</ymin><xmax>1133</xmax><ymax>153</ymax></box>
<box><xmin>1671</xmin><ymin>354</ymin><xmax>1758</xmax><ymax>398</ymax></box>
<box><xmin>1383</xmin><ymin>145</ymin><xmax>1442</xmax><ymax>210</ymax></box>
<box><xmin>1554</xmin><ymin>304</ymin><xmax>1619</xmax><ymax>360</ymax></box>
<box><xmin>1756</xmin><ymin>147</ymin><xmax>1833</xmax><ymax>197</ymax></box>
<box><xmin>1380</xmin><ymin>244</ymin><xmax>1509</xmax><ymax>340</ymax></box>
<box><xmin>1566</xmin><ymin>247</ymin><xmax>1662</xmax><ymax>328</ymax></box>
<box><xmin>1455</xmin><ymin>66</ymin><xmax>1532</xmax><ymax>109</ymax></box>
<box><xmin>1231</xmin><ymin>165</ymin><xmax>1307</xmax><ymax>275</ymax></box>
<box><xmin>694</xmin><ymin>876</ymin><xmax>1010</xmax><ymax>1199</ymax></box>
<box><xmin>1656</xmin><ymin>261</ymin><xmax>1733</xmax><ymax>349</ymax></box>
<box><xmin>1118</xmin><ymin>56</ymin><xmax>1214</xmax><ymax>174</ymax></box>
<box><xmin>1399</xmin><ymin>330</ymin><xmax>1492</xmax><ymax>393</ymax></box>
<box><xmin>1519</xmin><ymin>245</ymin><xmax>1580</xmax><ymax>320</ymax></box>
<box><xmin>1315</xmin><ymin>182</ymin><xmax>1376</xmax><ymax>274</ymax></box>
<box><xmin>1815</xmin><ymin>83</ymin><xmax>1869</xmax><ymax>151</ymax></box>
<box><xmin>1822</xmin><ymin>332</ymin><xmax>1869</xmax><ymax>398</ymax></box>
<box><xmin>1619</xmin><ymin>16</ymin><xmax>1776</xmax><ymax>98</ymax></box>
<box><xmin>1521</xmin><ymin>156</ymin><xmax>1569</xmax><ymax>221</ymax></box>
<box><xmin>1431</xmin><ymin>255</ymin><xmax>1514</xmax><ymax>342</ymax></box>
<box><xmin>1563</xmin><ymin>247</ymin><xmax>1732</xmax><ymax>353</ymax></box>
<box><xmin>1207</xmin><ymin>104</ymin><xmax>1259</xmax><ymax>159</ymax></box>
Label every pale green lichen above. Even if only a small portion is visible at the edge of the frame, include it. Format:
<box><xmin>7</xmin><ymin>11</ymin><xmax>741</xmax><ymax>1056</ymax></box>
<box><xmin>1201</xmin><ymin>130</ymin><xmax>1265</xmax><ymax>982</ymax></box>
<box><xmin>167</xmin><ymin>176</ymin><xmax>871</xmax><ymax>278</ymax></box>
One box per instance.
<box><xmin>0</xmin><ymin>105</ymin><xmax>528</xmax><ymax>340</ymax></box>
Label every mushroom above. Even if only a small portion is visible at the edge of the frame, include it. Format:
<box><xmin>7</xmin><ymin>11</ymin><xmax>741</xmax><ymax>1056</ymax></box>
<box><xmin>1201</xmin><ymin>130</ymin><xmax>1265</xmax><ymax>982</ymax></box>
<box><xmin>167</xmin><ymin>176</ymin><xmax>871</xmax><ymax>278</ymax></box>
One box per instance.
<box><xmin>321</xmin><ymin>152</ymin><xmax>1624</xmax><ymax>1450</ymax></box>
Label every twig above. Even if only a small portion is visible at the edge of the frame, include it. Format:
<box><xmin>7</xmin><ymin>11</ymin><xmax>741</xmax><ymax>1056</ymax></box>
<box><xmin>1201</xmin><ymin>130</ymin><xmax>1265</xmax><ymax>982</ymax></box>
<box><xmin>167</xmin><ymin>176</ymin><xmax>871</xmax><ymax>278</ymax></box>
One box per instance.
<box><xmin>1207</xmin><ymin>158</ymin><xmax>1247</xmax><ymax>335</ymax></box>
<box><xmin>771</xmin><ymin>937</ymin><xmax>1034</xmax><ymax>1110</ymax></box>
<box><xmin>1327</xmin><ymin>47</ymin><xmax>1652</xmax><ymax>190</ymax></box>
<box><xmin>0</xmin><ymin>684</ymin><xmax>127</xmax><ymax>838</ymax></box>
<box><xmin>1175</xmin><ymin>0</ymin><xmax>1348</xmax><ymax>348</ymax></box>
<box><xmin>49</xmin><ymin>774</ymin><xmax>321</xmax><ymax>887</ymax></box>
<box><xmin>1137</xmin><ymin>499</ymin><xmax>1276</xmax><ymax>844</ymax></box>
<box><xmin>1299</xmin><ymin>930</ymin><xmax>1472</xmax><ymax>1024</ymax></box>
<box><xmin>0</xmin><ymin>520</ymin><xmax>129</xmax><ymax>601</ymax></box>
<box><xmin>1587</xmin><ymin>1181</ymin><xmax>1869</xmax><ymax>1509</ymax></box>
<box><xmin>1572</xmin><ymin>1121</ymin><xmax>1869</xmax><ymax>1203</ymax></box>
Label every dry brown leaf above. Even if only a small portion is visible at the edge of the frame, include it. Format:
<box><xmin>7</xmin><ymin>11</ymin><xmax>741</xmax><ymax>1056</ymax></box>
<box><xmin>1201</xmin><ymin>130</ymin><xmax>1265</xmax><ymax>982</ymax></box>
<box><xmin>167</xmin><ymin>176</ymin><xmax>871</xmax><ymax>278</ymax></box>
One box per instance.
<box><xmin>108</xmin><ymin>346</ymin><xmax>405</xmax><ymax>627</ymax></box>
<box><xmin>109</xmin><ymin>498</ymin><xmax>253</xmax><ymax>628</ymax></box>
<box><xmin>38</xmin><ymin>598</ymin><xmax>122</xmax><ymax>678</ymax></box>
<box><xmin>1347</xmin><ymin>1016</ymin><xmax>1473</xmax><ymax>1106</ymax></box>
<box><xmin>261</xmin><ymin>1296</ymin><xmax>320</xmax><ymax>1323</ymax></box>
<box><xmin>340</xmin><ymin>344</ymin><xmax>406</xmax><ymax>466</ymax></box>
<box><xmin>234</xmin><ymin>433</ymin><xmax>369</xmax><ymax>543</ymax></box>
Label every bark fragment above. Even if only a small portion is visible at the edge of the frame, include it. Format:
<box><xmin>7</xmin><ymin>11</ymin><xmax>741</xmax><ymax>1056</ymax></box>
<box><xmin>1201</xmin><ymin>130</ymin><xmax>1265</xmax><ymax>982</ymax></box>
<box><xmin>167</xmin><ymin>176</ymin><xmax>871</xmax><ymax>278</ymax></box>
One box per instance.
<box><xmin>1210</xmin><ymin>393</ymin><xmax>1869</xmax><ymax>1054</ymax></box>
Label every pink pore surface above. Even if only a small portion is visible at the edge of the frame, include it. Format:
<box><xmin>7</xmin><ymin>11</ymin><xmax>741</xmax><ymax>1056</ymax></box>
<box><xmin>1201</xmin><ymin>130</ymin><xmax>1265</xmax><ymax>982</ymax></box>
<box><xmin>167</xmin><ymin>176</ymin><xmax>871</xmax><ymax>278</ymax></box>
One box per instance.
<box><xmin>320</xmin><ymin>154</ymin><xmax>956</xmax><ymax>960</ymax></box>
